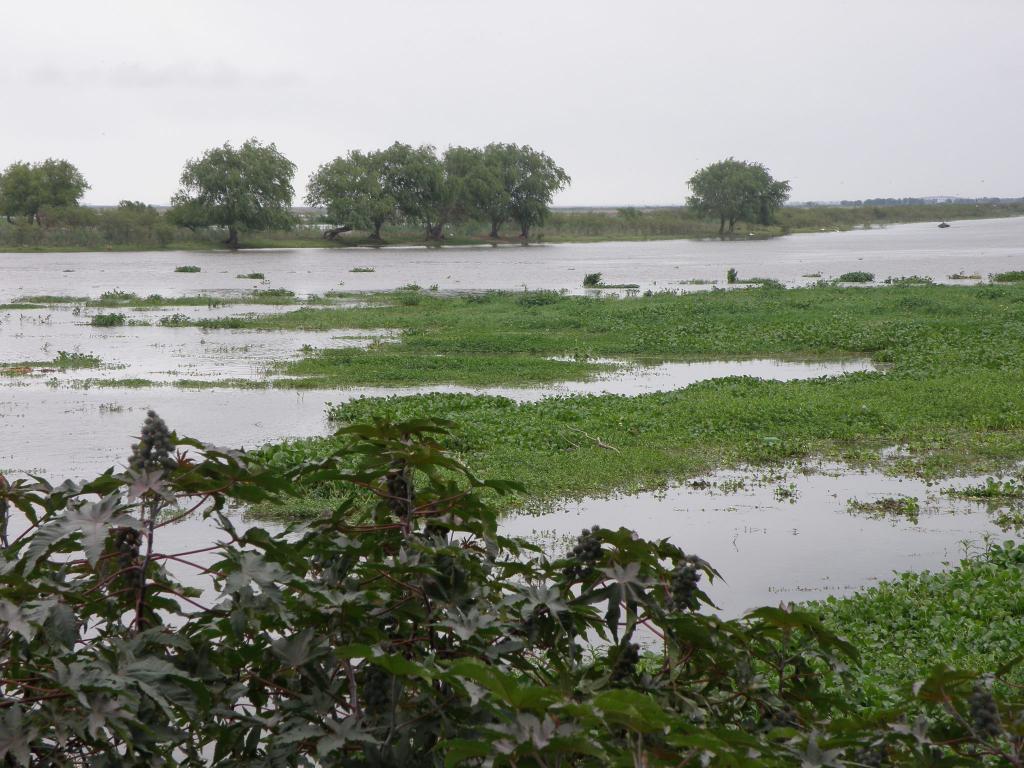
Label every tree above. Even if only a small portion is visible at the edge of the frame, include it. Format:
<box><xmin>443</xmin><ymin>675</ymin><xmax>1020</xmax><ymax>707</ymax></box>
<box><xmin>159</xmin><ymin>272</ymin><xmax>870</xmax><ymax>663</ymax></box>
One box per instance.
<box><xmin>505</xmin><ymin>145</ymin><xmax>570</xmax><ymax>239</ymax></box>
<box><xmin>465</xmin><ymin>143</ymin><xmax>516</xmax><ymax>238</ymax></box>
<box><xmin>0</xmin><ymin>158</ymin><xmax>89</xmax><ymax>224</ymax></box>
<box><xmin>379</xmin><ymin>142</ymin><xmax>460</xmax><ymax>240</ymax></box>
<box><xmin>306</xmin><ymin>150</ymin><xmax>397</xmax><ymax>240</ymax></box>
<box><xmin>170</xmin><ymin>138</ymin><xmax>296</xmax><ymax>249</ymax></box>
<box><xmin>687</xmin><ymin>158</ymin><xmax>790</xmax><ymax>234</ymax></box>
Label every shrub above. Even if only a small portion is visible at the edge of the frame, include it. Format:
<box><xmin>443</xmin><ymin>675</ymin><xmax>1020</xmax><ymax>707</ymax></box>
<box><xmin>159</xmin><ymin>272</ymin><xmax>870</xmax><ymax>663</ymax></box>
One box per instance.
<box><xmin>90</xmin><ymin>312</ymin><xmax>126</xmax><ymax>327</ymax></box>
<box><xmin>0</xmin><ymin>414</ymin><xmax>1021</xmax><ymax>765</ymax></box>
<box><xmin>838</xmin><ymin>271</ymin><xmax>874</xmax><ymax>283</ymax></box>
<box><xmin>174</xmin><ymin>265</ymin><xmax>201</xmax><ymax>273</ymax></box>
<box><xmin>992</xmin><ymin>271</ymin><xmax>1024</xmax><ymax>282</ymax></box>
<box><xmin>750</xmin><ymin>277</ymin><xmax>785</xmax><ymax>290</ymax></box>
<box><xmin>516</xmin><ymin>289</ymin><xmax>564</xmax><ymax>307</ymax></box>
<box><xmin>726</xmin><ymin>267</ymin><xmax>738</xmax><ymax>284</ymax></box>
<box><xmin>582</xmin><ymin>272</ymin><xmax>602</xmax><ymax>287</ymax></box>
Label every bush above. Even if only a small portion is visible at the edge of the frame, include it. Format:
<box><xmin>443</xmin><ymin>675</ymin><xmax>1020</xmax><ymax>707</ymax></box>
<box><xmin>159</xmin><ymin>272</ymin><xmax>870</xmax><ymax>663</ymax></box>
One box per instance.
<box><xmin>838</xmin><ymin>271</ymin><xmax>874</xmax><ymax>283</ymax></box>
<box><xmin>0</xmin><ymin>414</ymin><xmax>1021</xmax><ymax>765</ymax></box>
<box><xmin>516</xmin><ymin>289</ymin><xmax>564</xmax><ymax>307</ymax></box>
<box><xmin>90</xmin><ymin>312</ymin><xmax>126</xmax><ymax>327</ymax></box>
<box><xmin>582</xmin><ymin>272</ymin><xmax>602</xmax><ymax>287</ymax></box>
<box><xmin>726</xmin><ymin>267</ymin><xmax>738</xmax><ymax>284</ymax></box>
<box><xmin>174</xmin><ymin>265</ymin><xmax>201</xmax><ymax>273</ymax></box>
<box><xmin>992</xmin><ymin>271</ymin><xmax>1024</xmax><ymax>282</ymax></box>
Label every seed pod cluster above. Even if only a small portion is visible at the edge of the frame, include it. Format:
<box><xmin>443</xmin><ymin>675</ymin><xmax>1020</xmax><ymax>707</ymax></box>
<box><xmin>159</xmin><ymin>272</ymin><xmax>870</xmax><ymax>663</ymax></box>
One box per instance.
<box><xmin>129</xmin><ymin>411</ymin><xmax>176</xmax><ymax>473</ymax></box>
<box><xmin>611</xmin><ymin>642</ymin><xmax>640</xmax><ymax>682</ymax></box>
<box><xmin>760</xmin><ymin>704</ymin><xmax>798</xmax><ymax>732</ymax></box>
<box><xmin>851</xmin><ymin>744</ymin><xmax>887</xmax><ymax>767</ymax></box>
<box><xmin>969</xmin><ymin>684</ymin><xmax>1001</xmax><ymax>738</ymax></box>
<box><xmin>114</xmin><ymin>527</ymin><xmax>142</xmax><ymax>571</ymax></box>
<box><xmin>669</xmin><ymin>555</ymin><xmax>702</xmax><ymax>612</ymax></box>
<box><xmin>563</xmin><ymin>526</ymin><xmax>602</xmax><ymax>581</ymax></box>
<box><xmin>361</xmin><ymin>664</ymin><xmax>392</xmax><ymax>714</ymax></box>
<box><xmin>385</xmin><ymin>464</ymin><xmax>412</xmax><ymax>519</ymax></box>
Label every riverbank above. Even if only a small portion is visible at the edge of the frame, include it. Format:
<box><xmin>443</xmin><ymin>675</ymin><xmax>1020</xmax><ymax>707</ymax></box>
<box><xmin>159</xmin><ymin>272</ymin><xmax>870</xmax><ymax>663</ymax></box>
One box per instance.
<box><xmin>1</xmin><ymin>201</ymin><xmax>1022</xmax><ymax>253</ymax></box>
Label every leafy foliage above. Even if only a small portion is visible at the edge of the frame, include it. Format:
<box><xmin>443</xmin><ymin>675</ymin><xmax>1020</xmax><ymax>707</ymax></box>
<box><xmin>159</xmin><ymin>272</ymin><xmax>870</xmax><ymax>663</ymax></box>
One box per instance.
<box><xmin>839</xmin><ymin>271</ymin><xmax>875</xmax><ymax>283</ymax></box>
<box><xmin>688</xmin><ymin>158</ymin><xmax>790</xmax><ymax>234</ymax></box>
<box><xmin>170</xmin><ymin>138</ymin><xmax>296</xmax><ymax>249</ymax></box>
<box><xmin>306</xmin><ymin>143</ymin><xmax>569</xmax><ymax>241</ymax></box>
<box><xmin>0</xmin><ymin>159</ymin><xmax>89</xmax><ymax>224</ymax></box>
<box><xmin>0</xmin><ymin>414</ymin><xmax>1022</xmax><ymax>765</ymax></box>
<box><xmin>306</xmin><ymin>149</ymin><xmax>400</xmax><ymax>240</ymax></box>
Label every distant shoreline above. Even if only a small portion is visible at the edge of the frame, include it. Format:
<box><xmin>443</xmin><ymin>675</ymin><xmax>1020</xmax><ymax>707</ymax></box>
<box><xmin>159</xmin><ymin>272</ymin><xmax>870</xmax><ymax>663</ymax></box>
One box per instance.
<box><xmin>1</xmin><ymin>206</ymin><xmax>1021</xmax><ymax>254</ymax></box>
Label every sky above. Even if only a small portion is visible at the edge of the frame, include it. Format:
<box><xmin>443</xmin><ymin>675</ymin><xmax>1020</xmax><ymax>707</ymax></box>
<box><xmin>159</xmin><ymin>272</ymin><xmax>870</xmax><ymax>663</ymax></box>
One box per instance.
<box><xmin>1</xmin><ymin>0</ymin><xmax>1021</xmax><ymax>207</ymax></box>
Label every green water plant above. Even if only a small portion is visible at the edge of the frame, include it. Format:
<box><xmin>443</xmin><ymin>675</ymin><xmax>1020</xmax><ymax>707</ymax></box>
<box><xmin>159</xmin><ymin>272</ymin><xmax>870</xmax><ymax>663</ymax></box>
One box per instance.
<box><xmin>992</xmin><ymin>271</ymin><xmax>1024</xmax><ymax>282</ymax></box>
<box><xmin>848</xmin><ymin>495</ymin><xmax>920</xmax><ymax>524</ymax></box>
<box><xmin>174</xmin><ymin>265</ymin><xmax>201</xmax><ymax>273</ymax></box>
<box><xmin>90</xmin><ymin>312</ymin><xmax>126</xmax><ymax>327</ymax></box>
<box><xmin>838</xmin><ymin>271</ymin><xmax>874</xmax><ymax>283</ymax></box>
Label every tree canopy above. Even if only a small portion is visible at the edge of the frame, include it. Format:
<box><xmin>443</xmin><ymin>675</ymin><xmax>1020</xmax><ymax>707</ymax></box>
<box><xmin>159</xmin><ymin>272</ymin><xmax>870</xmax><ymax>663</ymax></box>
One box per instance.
<box><xmin>306</xmin><ymin>142</ymin><xmax>569</xmax><ymax>241</ymax></box>
<box><xmin>687</xmin><ymin>158</ymin><xmax>790</xmax><ymax>234</ymax></box>
<box><xmin>0</xmin><ymin>159</ymin><xmax>89</xmax><ymax>224</ymax></box>
<box><xmin>170</xmin><ymin>139</ymin><xmax>296</xmax><ymax>249</ymax></box>
<box><xmin>306</xmin><ymin>149</ymin><xmax>398</xmax><ymax>240</ymax></box>
<box><xmin>504</xmin><ymin>144</ymin><xmax>571</xmax><ymax>238</ymax></box>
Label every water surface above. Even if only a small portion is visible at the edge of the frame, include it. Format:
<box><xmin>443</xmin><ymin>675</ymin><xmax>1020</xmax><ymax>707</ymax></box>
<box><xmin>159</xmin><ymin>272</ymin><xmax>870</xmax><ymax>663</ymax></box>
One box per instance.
<box><xmin>1</xmin><ymin>217</ymin><xmax>1021</xmax><ymax>300</ymax></box>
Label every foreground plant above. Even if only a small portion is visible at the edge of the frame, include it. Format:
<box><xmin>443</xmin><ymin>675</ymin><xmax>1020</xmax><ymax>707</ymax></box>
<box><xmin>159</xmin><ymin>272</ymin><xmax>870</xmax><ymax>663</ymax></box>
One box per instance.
<box><xmin>0</xmin><ymin>414</ymin><xmax>1021</xmax><ymax>765</ymax></box>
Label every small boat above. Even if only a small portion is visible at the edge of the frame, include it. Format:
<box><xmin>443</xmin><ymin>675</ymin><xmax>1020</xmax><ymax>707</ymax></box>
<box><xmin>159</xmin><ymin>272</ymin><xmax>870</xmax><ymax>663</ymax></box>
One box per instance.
<box><xmin>938</xmin><ymin>222</ymin><xmax>951</xmax><ymax>228</ymax></box>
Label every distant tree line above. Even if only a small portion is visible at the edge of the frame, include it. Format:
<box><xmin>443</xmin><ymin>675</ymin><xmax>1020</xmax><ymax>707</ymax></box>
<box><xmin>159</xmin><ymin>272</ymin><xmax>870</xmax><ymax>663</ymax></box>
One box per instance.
<box><xmin>0</xmin><ymin>141</ymin><xmax>570</xmax><ymax>249</ymax></box>
<box><xmin>306</xmin><ymin>142</ymin><xmax>570</xmax><ymax>241</ymax></box>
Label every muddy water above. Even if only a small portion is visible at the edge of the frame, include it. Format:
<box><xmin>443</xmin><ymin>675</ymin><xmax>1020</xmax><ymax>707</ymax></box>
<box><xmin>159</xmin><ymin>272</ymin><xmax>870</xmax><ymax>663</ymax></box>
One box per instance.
<box><xmin>1</xmin><ymin>217</ymin><xmax>1021</xmax><ymax>300</ymax></box>
<box><xmin>502</xmin><ymin>466</ymin><xmax>1020</xmax><ymax>617</ymax></box>
<box><xmin>0</xmin><ymin>356</ymin><xmax>874</xmax><ymax>480</ymax></box>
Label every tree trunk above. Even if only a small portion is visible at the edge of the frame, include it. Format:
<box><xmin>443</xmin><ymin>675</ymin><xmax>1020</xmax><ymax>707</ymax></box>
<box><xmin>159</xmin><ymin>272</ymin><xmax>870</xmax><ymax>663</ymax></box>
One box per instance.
<box><xmin>226</xmin><ymin>226</ymin><xmax>239</xmax><ymax>250</ymax></box>
<box><xmin>371</xmin><ymin>221</ymin><xmax>383</xmax><ymax>241</ymax></box>
<box><xmin>728</xmin><ymin>217</ymin><xmax>736</xmax><ymax>233</ymax></box>
<box><xmin>520</xmin><ymin>223</ymin><xmax>530</xmax><ymax>239</ymax></box>
<box><xmin>718</xmin><ymin>216</ymin><xmax>725</xmax><ymax>234</ymax></box>
<box><xmin>489</xmin><ymin>220</ymin><xmax>501</xmax><ymax>238</ymax></box>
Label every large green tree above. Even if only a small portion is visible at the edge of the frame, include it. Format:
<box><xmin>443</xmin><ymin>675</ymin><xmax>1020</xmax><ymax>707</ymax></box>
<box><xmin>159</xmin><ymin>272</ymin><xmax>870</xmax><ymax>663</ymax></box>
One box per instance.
<box><xmin>170</xmin><ymin>139</ymin><xmax>296</xmax><ymax>249</ymax></box>
<box><xmin>687</xmin><ymin>158</ymin><xmax>790</xmax><ymax>234</ymax></box>
<box><xmin>505</xmin><ymin>145</ymin><xmax>570</xmax><ymax>239</ymax></box>
<box><xmin>379</xmin><ymin>142</ymin><xmax>462</xmax><ymax>240</ymax></box>
<box><xmin>306</xmin><ymin>150</ymin><xmax>397</xmax><ymax>240</ymax></box>
<box><xmin>0</xmin><ymin>158</ymin><xmax>89</xmax><ymax>224</ymax></box>
<box><xmin>462</xmin><ymin>143</ymin><xmax>515</xmax><ymax>238</ymax></box>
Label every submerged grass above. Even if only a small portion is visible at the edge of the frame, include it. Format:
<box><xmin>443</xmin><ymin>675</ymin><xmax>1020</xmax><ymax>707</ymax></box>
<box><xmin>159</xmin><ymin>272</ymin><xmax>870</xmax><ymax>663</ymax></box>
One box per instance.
<box><xmin>1</xmin><ymin>351</ymin><xmax>102</xmax><ymax>374</ymax></box>
<box><xmin>226</xmin><ymin>282</ymin><xmax>1024</xmax><ymax>513</ymax></box>
<box><xmin>184</xmin><ymin>282</ymin><xmax>1024</xmax><ymax>386</ymax></box>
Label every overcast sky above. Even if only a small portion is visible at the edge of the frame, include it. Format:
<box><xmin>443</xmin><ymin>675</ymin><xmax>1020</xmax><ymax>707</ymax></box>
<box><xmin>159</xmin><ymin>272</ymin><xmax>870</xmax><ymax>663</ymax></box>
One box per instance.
<box><xmin>1</xmin><ymin>0</ymin><xmax>1021</xmax><ymax>206</ymax></box>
